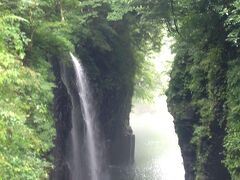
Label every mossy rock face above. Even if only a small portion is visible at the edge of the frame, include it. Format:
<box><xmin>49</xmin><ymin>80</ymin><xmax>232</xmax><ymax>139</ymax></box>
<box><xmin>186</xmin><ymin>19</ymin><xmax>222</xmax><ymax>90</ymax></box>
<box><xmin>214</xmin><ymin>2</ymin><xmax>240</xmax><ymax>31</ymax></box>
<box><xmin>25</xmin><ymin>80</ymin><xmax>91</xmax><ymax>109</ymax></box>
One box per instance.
<box><xmin>51</xmin><ymin>19</ymin><xmax>136</xmax><ymax>179</ymax></box>
<box><xmin>51</xmin><ymin>56</ymin><xmax>73</xmax><ymax>180</ymax></box>
<box><xmin>168</xmin><ymin>102</ymin><xmax>198</xmax><ymax>180</ymax></box>
<box><xmin>74</xmin><ymin>19</ymin><xmax>136</xmax><ymax>141</ymax></box>
<box><xmin>75</xmin><ymin>20</ymin><xmax>136</xmax><ymax>171</ymax></box>
<box><xmin>166</xmin><ymin>34</ymin><xmax>233</xmax><ymax>179</ymax></box>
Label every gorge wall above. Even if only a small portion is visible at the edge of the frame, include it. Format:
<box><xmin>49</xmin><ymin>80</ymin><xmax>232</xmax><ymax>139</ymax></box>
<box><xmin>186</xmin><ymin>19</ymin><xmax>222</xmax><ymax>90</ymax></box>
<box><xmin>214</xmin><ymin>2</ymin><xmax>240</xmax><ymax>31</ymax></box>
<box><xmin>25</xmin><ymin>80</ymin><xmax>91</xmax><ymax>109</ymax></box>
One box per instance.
<box><xmin>50</xmin><ymin>17</ymin><xmax>136</xmax><ymax>180</ymax></box>
<box><xmin>166</xmin><ymin>1</ymin><xmax>240</xmax><ymax>179</ymax></box>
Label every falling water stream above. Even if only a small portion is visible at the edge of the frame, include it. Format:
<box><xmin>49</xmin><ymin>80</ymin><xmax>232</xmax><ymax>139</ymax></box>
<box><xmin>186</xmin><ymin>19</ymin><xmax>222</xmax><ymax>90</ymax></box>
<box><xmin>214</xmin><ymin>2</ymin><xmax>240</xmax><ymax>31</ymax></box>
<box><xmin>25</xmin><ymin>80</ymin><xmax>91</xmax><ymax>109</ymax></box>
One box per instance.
<box><xmin>60</xmin><ymin>53</ymin><xmax>108</xmax><ymax>180</ymax></box>
<box><xmin>70</xmin><ymin>53</ymin><xmax>99</xmax><ymax>180</ymax></box>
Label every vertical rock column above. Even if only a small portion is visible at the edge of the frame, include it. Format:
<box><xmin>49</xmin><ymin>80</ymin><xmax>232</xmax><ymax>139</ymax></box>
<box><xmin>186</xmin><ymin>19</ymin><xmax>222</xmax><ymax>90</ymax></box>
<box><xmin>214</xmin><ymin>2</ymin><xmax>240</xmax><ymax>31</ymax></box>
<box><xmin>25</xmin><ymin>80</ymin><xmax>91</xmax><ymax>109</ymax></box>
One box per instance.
<box><xmin>51</xmin><ymin>57</ymin><xmax>72</xmax><ymax>180</ymax></box>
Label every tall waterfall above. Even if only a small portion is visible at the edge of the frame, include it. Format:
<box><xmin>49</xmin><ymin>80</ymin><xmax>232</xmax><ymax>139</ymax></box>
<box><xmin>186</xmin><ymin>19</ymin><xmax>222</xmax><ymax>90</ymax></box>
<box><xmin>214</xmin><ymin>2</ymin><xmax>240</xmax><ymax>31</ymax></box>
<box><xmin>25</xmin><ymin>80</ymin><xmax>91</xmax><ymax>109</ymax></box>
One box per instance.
<box><xmin>61</xmin><ymin>53</ymin><xmax>107</xmax><ymax>180</ymax></box>
<box><xmin>70</xmin><ymin>53</ymin><xmax>100</xmax><ymax>180</ymax></box>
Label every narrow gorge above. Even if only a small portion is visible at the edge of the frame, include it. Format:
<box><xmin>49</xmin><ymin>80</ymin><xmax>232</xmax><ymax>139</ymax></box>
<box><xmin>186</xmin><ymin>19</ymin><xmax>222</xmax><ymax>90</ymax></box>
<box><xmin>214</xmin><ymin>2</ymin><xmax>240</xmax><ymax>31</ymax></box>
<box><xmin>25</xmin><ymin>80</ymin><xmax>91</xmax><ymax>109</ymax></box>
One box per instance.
<box><xmin>1</xmin><ymin>0</ymin><xmax>240</xmax><ymax>180</ymax></box>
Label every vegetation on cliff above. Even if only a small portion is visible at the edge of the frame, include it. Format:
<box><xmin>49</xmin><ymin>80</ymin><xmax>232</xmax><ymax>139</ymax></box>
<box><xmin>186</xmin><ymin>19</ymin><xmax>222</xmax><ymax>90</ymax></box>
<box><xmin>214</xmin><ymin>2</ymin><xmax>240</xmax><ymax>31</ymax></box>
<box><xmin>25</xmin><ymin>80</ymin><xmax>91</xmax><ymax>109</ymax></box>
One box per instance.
<box><xmin>165</xmin><ymin>0</ymin><xmax>240</xmax><ymax>179</ymax></box>
<box><xmin>0</xmin><ymin>0</ymin><xmax>162</xmax><ymax>178</ymax></box>
<box><xmin>1</xmin><ymin>0</ymin><xmax>239</xmax><ymax>179</ymax></box>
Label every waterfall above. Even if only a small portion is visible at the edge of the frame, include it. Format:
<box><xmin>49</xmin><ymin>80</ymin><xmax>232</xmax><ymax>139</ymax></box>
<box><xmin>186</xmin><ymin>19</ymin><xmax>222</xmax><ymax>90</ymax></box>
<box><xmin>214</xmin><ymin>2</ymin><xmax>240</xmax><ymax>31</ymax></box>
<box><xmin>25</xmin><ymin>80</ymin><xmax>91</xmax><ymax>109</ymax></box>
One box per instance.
<box><xmin>70</xmin><ymin>52</ymin><xmax>100</xmax><ymax>180</ymax></box>
<box><xmin>61</xmin><ymin>53</ymin><xmax>107</xmax><ymax>180</ymax></box>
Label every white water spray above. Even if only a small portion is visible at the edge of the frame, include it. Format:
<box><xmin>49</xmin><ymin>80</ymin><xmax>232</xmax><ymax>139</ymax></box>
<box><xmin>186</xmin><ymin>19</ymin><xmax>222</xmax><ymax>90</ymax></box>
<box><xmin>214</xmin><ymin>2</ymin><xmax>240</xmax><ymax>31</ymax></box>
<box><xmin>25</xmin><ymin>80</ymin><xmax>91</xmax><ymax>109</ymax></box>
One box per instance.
<box><xmin>70</xmin><ymin>52</ymin><xmax>101</xmax><ymax>180</ymax></box>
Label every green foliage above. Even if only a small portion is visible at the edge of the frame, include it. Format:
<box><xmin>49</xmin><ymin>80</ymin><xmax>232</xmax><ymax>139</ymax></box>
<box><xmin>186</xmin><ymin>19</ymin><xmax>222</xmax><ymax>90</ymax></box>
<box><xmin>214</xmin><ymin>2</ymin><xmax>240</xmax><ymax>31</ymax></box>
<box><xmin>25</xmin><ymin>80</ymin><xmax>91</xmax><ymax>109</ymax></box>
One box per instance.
<box><xmin>0</xmin><ymin>15</ymin><xmax>29</xmax><ymax>58</ymax></box>
<box><xmin>167</xmin><ymin>43</ymin><xmax>192</xmax><ymax>103</ymax></box>
<box><xmin>166</xmin><ymin>0</ymin><xmax>240</xmax><ymax>179</ymax></box>
<box><xmin>107</xmin><ymin>0</ymin><xmax>133</xmax><ymax>21</ymax></box>
<box><xmin>221</xmin><ymin>1</ymin><xmax>240</xmax><ymax>46</ymax></box>
<box><xmin>224</xmin><ymin>58</ymin><xmax>240</xmax><ymax>178</ymax></box>
<box><xmin>35</xmin><ymin>21</ymin><xmax>74</xmax><ymax>55</ymax></box>
<box><xmin>0</xmin><ymin>50</ymin><xmax>55</xmax><ymax>179</ymax></box>
<box><xmin>133</xmin><ymin>52</ymin><xmax>161</xmax><ymax>102</ymax></box>
<box><xmin>0</xmin><ymin>3</ymin><xmax>55</xmax><ymax>179</ymax></box>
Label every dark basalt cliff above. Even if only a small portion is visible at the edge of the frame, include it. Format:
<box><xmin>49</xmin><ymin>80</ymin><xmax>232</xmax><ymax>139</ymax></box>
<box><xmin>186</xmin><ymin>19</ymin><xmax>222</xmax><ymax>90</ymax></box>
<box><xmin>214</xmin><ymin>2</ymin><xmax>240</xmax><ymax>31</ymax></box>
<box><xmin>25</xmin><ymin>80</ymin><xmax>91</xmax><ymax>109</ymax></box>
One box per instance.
<box><xmin>166</xmin><ymin>36</ymin><xmax>237</xmax><ymax>180</ymax></box>
<box><xmin>50</xmin><ymin>19</ymin><xmax>135</xmax><ymax>180</ymax></box>
<box><xmin>51</xmin><ymin>56</ymin><xmax>72</xmax><ymax>180</ymax></box>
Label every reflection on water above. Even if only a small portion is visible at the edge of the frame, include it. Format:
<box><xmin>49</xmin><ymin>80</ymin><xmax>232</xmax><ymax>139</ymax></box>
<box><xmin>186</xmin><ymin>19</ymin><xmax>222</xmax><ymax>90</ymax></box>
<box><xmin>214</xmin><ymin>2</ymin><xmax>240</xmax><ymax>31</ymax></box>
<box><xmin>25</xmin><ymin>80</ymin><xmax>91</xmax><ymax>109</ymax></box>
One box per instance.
<box><xmin>130</xmin><ymin>96</ymin><xmax>185</xmax><ymax>180</ymax></box>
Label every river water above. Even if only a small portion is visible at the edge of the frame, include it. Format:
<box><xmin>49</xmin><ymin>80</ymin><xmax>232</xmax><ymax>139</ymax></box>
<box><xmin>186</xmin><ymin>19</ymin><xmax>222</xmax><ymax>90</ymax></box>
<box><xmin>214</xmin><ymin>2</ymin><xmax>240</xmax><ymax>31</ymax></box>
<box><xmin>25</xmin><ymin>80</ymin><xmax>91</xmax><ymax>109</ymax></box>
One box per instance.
<box><xmin>130</xmin><ymin>96</ymin><xmax>185</xmax><ymax>180</ymax></box>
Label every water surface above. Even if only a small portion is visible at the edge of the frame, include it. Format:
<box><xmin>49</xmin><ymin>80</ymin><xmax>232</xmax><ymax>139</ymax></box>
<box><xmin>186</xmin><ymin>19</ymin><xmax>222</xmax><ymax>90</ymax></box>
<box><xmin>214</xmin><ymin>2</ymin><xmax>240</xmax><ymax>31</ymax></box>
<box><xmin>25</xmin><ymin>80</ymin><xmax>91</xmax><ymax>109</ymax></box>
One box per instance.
<box><xmin>130</xmin><ymin>96</ymin><xmax>185</xmax><ymax>180</ymax></box>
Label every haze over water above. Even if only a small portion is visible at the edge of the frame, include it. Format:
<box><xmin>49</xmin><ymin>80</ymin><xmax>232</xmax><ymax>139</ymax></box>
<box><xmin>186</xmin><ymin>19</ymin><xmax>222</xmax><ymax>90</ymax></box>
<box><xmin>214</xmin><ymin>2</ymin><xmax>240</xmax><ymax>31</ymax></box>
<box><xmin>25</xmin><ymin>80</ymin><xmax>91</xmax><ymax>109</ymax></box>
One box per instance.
<box><xmin>130</xmin><ymin>34</ymin><xmax>185</xmax><ymax>180</ymax></box>
<box><xmin>130</xmin><ymin>96</ymin><xmax>185</xmax><ymax>180</ymax></box>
